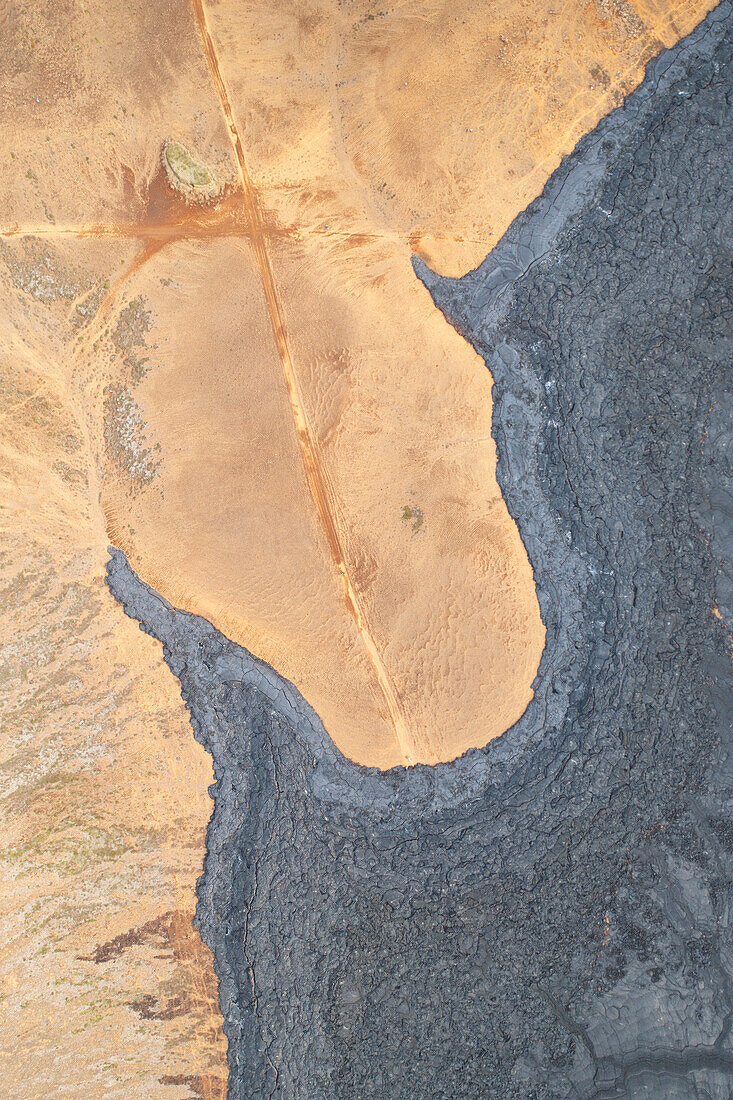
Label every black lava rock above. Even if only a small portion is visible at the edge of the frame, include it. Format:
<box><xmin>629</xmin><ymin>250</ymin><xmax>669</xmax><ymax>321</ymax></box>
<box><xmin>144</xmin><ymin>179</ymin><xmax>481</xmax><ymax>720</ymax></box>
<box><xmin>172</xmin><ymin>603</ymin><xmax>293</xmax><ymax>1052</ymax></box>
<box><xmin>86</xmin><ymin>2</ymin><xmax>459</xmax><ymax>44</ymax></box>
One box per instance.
<box><xmin>107</xmin><ymin>5</ymin><xmax>733</xmax><ymax>1095</ymax></box>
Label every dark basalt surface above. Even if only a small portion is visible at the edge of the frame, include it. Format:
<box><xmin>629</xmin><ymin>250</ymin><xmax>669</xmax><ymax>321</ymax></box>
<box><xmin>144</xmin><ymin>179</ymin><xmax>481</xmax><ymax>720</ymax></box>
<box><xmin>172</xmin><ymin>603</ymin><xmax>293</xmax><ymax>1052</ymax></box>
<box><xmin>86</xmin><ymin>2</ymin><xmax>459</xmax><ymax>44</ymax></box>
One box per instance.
<box><xmin>107</xmin><ymin>6</ymin><xmax>733</xmax><ymax>1096</ymax></box>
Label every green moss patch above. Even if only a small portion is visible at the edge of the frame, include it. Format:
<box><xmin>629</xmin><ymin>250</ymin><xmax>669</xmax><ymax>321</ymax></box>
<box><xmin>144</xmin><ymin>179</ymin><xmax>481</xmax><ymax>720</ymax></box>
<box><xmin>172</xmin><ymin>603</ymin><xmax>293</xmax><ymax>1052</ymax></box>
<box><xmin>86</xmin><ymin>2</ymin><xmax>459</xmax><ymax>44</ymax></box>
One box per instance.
<box><xmin>164</xmin><ymin>141</ymin><xmax>214</xmax><ymax>190</ymax></box>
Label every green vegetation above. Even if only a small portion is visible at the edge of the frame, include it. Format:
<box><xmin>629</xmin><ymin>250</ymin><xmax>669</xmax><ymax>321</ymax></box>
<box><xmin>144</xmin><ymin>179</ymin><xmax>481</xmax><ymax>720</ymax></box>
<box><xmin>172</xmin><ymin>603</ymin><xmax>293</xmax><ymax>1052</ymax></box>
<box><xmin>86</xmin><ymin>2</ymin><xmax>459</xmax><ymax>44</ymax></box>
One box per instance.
<box><xmin>164</xmin><ymin>141</ymin><xmax>213</xmax><ymax>189</ymax></box>
<box><xmin>401</xmin><ymin>504</ymin><xmax>424</xmax><ymax>532</ymax></box>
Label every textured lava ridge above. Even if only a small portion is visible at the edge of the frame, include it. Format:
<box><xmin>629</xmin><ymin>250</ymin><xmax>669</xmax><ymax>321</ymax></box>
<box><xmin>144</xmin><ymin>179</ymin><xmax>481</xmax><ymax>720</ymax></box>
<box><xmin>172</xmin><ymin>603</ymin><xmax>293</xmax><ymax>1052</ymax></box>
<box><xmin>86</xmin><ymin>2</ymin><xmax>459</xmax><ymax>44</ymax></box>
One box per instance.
<box><xmin>107</xmin><ymin>5</ymin><xmax>732</xmax><ymax>1096</ymax></box>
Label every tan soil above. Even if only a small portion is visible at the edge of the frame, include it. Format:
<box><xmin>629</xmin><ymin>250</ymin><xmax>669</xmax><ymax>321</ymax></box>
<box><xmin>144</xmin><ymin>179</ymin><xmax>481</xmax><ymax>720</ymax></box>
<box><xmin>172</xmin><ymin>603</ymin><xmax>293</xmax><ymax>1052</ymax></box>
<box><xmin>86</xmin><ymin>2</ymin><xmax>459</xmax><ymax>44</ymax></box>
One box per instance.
<box><xmin>0</xmin><ymin>0</ymin><xmax>715</xmax><ymax>1094</ymax></box>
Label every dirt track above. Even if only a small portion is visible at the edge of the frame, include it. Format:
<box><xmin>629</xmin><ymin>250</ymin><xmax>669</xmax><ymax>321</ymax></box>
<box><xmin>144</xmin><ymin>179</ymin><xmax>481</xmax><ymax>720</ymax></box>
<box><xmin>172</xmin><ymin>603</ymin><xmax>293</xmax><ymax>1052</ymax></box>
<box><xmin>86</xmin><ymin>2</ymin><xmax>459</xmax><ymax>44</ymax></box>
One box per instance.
<box><xmin>191</xmin><ymin>0</ymin><xmax>412</xmax><ymax>757</ymax></box>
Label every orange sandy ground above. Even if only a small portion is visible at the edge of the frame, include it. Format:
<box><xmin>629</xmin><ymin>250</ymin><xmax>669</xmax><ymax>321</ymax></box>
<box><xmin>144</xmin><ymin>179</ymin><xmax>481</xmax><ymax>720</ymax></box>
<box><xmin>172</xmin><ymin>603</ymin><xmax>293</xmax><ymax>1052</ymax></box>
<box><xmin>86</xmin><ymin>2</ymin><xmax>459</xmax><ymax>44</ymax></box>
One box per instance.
<box><xmin>0</xmin><ymin>0</ymin><xmax>715</xmax><ymax>1096</ymax></box>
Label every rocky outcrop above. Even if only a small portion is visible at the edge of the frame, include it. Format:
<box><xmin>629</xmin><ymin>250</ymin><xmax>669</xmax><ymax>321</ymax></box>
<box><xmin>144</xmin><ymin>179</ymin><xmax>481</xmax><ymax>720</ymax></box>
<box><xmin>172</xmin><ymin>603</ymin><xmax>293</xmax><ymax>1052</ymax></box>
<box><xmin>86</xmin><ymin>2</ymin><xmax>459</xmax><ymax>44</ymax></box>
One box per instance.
<box><xmin>107</xmin><ymin>4</ymin><xmax>733</xmax><ymax>1095</ymax></box>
